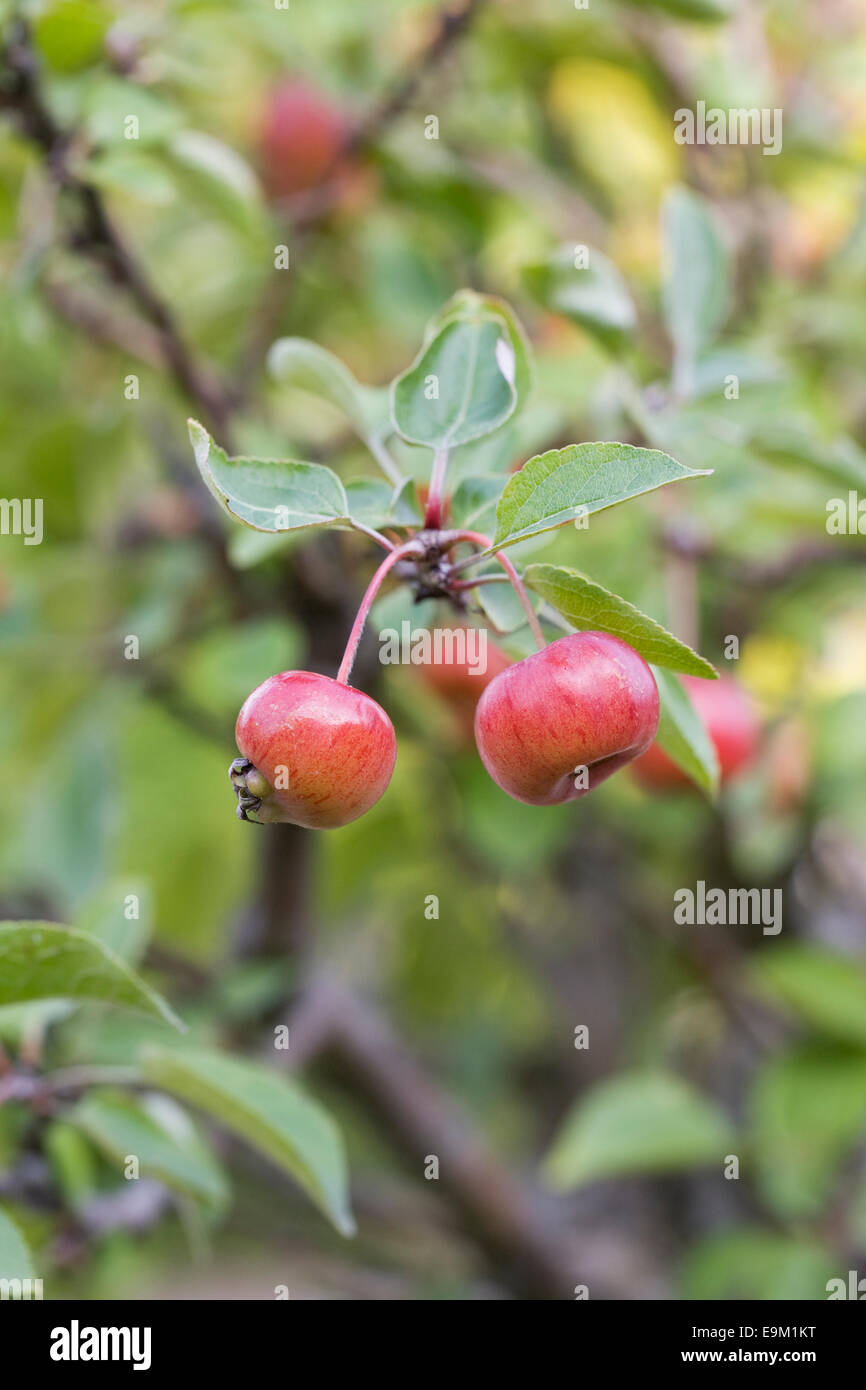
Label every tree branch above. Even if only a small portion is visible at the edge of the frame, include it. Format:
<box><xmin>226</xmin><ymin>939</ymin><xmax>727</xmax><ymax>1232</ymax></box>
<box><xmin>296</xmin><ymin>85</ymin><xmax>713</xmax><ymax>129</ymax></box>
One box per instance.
<box><xmin>283</xmin><ymin>976</ymin><xmax>586</xmax><ymax>1300</ymax></box>
<box><xmin>0</xmin><ymin>19</ymin><xmax>236</xmax><ymax>445</ymax></box>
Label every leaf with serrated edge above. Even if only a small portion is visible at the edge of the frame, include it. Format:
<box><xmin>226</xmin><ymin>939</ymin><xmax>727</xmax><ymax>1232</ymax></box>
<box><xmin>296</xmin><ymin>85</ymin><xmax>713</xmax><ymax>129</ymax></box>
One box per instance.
<box><xmin>0</xmin><ymin>922</ymin><xmax>183</xmax><ymax>1030</ymax></box>
<box><xmin>652</xmin><ymin>666</ymin><xmax>719</xmax><ymax>796</ymax></box>
<box><xmin>142</xmin><ymin>1046</ymin><xmax>354</xmax><ymax>1237</ymax></box>
<box><xmin>525</xmin><ymin>564</ymin><xmax>717</xmax><ymax>678</ymax></box>
<box><xmin>189</xmin><ymin>420</ymin><xmax>349</xmax><ymax>534</ymax></box>
<box><xmin>492</xmin><ymin>442</ymin><xmax>710</xmax><ymax>550</ymax></box>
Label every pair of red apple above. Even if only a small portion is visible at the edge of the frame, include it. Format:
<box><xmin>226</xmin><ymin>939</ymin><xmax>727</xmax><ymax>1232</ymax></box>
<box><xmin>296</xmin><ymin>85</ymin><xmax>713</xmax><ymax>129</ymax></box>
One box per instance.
<box><xmin>233</xmin><ymin>631</ymin><xmax>675</xmax><ymax>829</ymax></box>
<box><xmin>234</xmin><ymin>631</ymin><xmax>760</xmax><ymax>828</ymax></box>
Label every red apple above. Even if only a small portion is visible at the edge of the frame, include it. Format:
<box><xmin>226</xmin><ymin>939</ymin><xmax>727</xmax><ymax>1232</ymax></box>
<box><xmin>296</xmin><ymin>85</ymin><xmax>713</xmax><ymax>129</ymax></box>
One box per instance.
<box><xmin>232</xmin><ymin>671</ymin><xmax>396</xmax><ymax>829</ymax></box>
<box><xmin>260</xmin><ymin>80</ymin><xmax>347</xmax><ymax>200</ymax></box>
<box><xmin>633</xmin><ymin>674</ymin><xmax>760</xmax><ymax>791</ymax></box>
<box><xmin>474</xmin><ymin>632</ymin><xmax>659</xmax><ymax>805</ymax></box>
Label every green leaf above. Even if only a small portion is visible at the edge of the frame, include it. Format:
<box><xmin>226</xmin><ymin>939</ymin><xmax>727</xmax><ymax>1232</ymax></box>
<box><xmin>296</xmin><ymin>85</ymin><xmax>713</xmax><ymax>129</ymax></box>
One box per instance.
<box><xmin>542</xmin><ymin>1071</ymin><xmax>733</xmax><ymax>1189</ymax></box>
<box><xmin>749</xmin><ymin>946</ymin><xmax>866</xmax><ymax>1047</ymax></box>
<box><xmin>141</xmin><ymin>1047</ymin><xmax>354</xmax><ymax>1237</ymax></box>
<box><xmin>662</xmin><ymin>188</ymin><xmax>730</xmax><ymax>394</ymax></box>
<box><xmin>690</xmin><ymin>348</ymin><xmax>785</xmax><ymax>398</ymax></box>
<box><xmin>80</xmin><ymin>76</ymin><xmax>181</xmax><ymax>149</ymax></box>
<box><xmin>389</xmin><ymin>476</ymin><xmax>423</xmax><ymax>525</ymax></box>
<box><xmin>492</xmin><ymin>442</ymin><xmax>710</xmax><ymax>550</ymax></box>
<box><xmin>750</xmin><ymin>420</ymin><xmax>866</xmax><ymax>493</ymax></box>
<box><xmin>424</xmin><ymin>291</ymin><xmax>533</xmax><ymax>413</ymax></box>
<box><xmin>165</xmin><ymin>131</ymin><xmax>267</xmax><ymax>237</ymax></box>
<box><xmin>266</xmin><ymin>338</ymin><xmax>386</xmax><ymax>445</ymax></box>
<box><xmin>749</xmin><ymin>1047</ymin><xmax>866</xmax><ymax>1219</ymax></box>
<box><xmin>77</xmin><ymin>150</ymin><xmax>178</xmax><ymax>205</ymax></box>
<box><xmin>343</xmin><ymin>477</ymin><xmax>421</xmax><ymax>530</ymax></box>
<box><xmin>74</xmin><ymin>878</ymin><xmax>152</xmax><ymax>965</ymax></box>
<box><xmin>0</xmin><ymin>922</ymin><xmax>183</xmax><ymax>1031</ymax></box>
<box><xmin>525</xmin><ymin>564</ymin><xmax>717</xmax><ymax>678</ymax></box>
<box><xmin>69</xmin><ymin>1089</ymin><xmax>229</xmax><ymax>1213</ymax></box>
<box><xmin>0</xmin><ymin>1206</ymin><xmax>34</xmax><ymax>1281</ymax></box>
<box><xmin>681</xmin><ymin>1228</ymin><xmax>835</xmax><ymax>1302</ymax></box>
<box><xmin>391</xmin><ymin>316</ymin><xmax>517</xmax><ymax>449</ymax></box>
<box><xmin>525</xmin><ymin>244</ymin><xmax>636</xmax><ymax>351</ymax></box>
<box><xmin>33</xmin><ymin>1</ymin><xmax>111</xmax><ymax>73</ymax></box>
<box><xmin>635</xmin><ymin>0</ymin><xmax>731</xmax><ymax>17</ymax></box>
<box><xmin>476</xmin><ymin>580</ymin><xmax>530</xmax><ymax>635</ymax></box>
<box><xmin>652</xmin><ymin>666</ymin><xmax>720</xmax><ymax>795</ymax></box>
<box><xmin>44</xmin><ymin>1121</ymin><xmax>99</xmax><ymax>1209</ymax></box>
<box><xmin>188</xmin><ymin>420</ymin><xmax>349</xmax><ymax>534</ymax></box>
<box><xmin>449</xmin><ymin>475</ymin><xmax>503</xmax><ymax>533</ymax></box>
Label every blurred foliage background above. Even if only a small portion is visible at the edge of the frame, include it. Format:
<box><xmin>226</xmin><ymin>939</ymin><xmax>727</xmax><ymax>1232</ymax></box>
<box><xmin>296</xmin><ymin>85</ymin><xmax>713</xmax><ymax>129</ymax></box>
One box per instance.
<box><xmin>1</xmin><ymin>0</ymin><xmax>866</xmax><ymax>1301</ymax></box>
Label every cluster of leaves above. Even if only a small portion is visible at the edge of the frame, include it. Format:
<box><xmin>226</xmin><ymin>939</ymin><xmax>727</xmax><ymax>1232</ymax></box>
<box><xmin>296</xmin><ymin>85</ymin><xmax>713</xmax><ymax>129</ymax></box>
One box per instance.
<box><xmin>190</xmin><ymin>279</ymin><xmax>720</xmax><ymax>791</ymax></box>
<box><xmin>0</xmin><ymin>900</ymin><xmax>354</xmax><ymax>1278</ymax></box>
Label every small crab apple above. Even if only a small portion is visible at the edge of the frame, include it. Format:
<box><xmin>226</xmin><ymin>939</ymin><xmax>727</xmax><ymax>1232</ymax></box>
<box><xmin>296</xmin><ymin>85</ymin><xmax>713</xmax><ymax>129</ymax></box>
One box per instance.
<box><xmin>633</xmin><ymin>674</ymin><xmax>759</xmax><ymax>792</ymax></box>
<box><xmin>231</xmin><ymin>671</ymin><xmax>396</xmax><ymax>830</ymax></box>
<box><xmin>260</xmin><ymin>79</ymin><xmax>348</xmax><ymax>200</ymax></box>
<box><xmin>474</xmin><ymin>631</ymin><xmax>659</xmax><ymax>805</ymax></box>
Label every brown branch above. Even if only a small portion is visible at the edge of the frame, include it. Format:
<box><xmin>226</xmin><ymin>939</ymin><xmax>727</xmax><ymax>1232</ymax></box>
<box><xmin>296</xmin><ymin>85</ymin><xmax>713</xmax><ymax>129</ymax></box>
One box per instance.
<box><xmin>0</xmin><ymin>19</ymin><xmax>236</xmax><ymax>445</ymax></box>
<box><xmin>283</xmin><ymin>976</ymin><xmax>586</xmax><ymax>1300</ymax></box>
<box><xmin>346</xmin><ymin>0</ymin><xmax>486</xmax><ymax>157</ymax></box>
<box><xmin>45</xmin><ymin>278</ymin><xmax>185</xmax><ymax>369</ymax></box>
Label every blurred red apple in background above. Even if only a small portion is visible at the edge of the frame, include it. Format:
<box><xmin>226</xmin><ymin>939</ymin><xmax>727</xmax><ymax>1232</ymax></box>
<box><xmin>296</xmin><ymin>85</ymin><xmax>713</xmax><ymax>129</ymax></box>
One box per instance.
<box><xmin>260</xmin><ymin>79</ymin><xmax>348</xmax><ymax>200</ymax></box>
<box><xmin>418</xmin><ymin>628</ymin><xmax>511</xmax><ymax>743</ymax></box>
<box><xmin>633</xmin><ymin>674</ymin><xmax>760</xmax><ymax>791</ymax></box>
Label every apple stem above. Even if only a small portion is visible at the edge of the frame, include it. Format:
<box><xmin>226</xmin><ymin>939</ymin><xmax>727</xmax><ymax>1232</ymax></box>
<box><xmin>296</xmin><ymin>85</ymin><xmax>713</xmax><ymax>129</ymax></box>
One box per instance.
<box><xmin>450</xmin><ymin>530</ymin><xmax>546</xmax><ymax>651</ymax></box>
<box><xmin>336</xmin><ymin>539</ymin><xmax>423</xmax><ymax>685</ymax></box>
<box><xmin>351</xmin><ymin>520</ymin><xmax>396</xmax><ymax>551</ymax></box>
<box><xmin>424</xmin><ymin>447</ymin><xmax>450</xmax><ymax>529</ymax></box>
